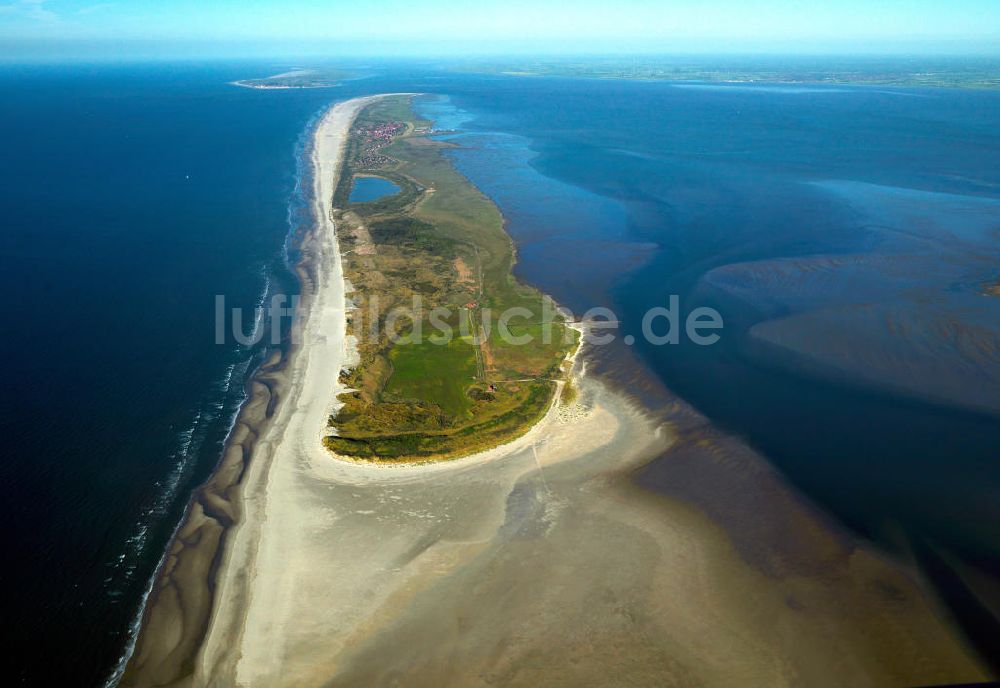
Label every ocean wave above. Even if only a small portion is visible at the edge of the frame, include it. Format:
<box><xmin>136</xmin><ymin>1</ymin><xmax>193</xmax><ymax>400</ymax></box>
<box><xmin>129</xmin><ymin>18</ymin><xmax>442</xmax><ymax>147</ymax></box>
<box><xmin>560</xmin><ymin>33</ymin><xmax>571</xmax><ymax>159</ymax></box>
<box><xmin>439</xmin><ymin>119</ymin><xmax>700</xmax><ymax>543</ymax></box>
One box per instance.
<box><xmin>104</xmin><ymin>107</ymin><xmax>324</xmax><ymax>687</ymax></box>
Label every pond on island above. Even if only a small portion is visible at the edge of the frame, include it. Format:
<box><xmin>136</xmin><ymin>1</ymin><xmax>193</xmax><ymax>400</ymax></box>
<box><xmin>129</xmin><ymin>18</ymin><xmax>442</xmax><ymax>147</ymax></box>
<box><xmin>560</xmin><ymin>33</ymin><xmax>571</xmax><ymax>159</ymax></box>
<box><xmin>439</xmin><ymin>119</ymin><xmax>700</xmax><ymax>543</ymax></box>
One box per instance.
<box><xmin>349</xmin><ymin>175</ymin><xmax>400</xmax><ymax>203</ymax></box>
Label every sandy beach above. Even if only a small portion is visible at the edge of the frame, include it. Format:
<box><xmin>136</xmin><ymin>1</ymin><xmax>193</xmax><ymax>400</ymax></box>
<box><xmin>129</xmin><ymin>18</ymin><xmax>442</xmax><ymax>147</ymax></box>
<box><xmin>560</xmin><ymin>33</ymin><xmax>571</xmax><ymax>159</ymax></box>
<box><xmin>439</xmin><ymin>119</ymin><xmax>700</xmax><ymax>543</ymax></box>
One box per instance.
<box><xmin>118</xmin><ymin>95</ymin><xmax>381</xmax><ymax>686</ymax></box>
<box><xmin>119</xmin><ymin>95</ymin><xmax>989</xmax><ymax>687</ymax></box>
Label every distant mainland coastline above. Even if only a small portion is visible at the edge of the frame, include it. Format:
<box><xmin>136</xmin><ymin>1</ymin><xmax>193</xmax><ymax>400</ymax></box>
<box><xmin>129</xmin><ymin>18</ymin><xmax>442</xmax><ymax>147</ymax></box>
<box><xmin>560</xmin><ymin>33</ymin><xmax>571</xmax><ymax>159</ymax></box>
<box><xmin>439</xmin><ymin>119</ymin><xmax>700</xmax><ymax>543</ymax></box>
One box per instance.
<box><xmin>454</xmin><ymin>55</ymin><xmax>1000</xmax><ymax>89</ymax></box>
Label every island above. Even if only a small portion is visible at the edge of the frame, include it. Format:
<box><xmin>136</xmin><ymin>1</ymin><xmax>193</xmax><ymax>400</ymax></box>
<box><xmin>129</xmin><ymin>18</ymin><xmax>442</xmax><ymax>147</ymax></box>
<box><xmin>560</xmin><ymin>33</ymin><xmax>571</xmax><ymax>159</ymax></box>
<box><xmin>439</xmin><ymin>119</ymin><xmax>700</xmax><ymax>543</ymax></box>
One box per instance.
<box><xmin>232</xmin><ymin>68</ymin><xmax>349</xmax><ymax>89</ymax></box>
<box><xmin>326</xmin><ymin>95</ymin><xmax>578</xmax><ymax>462</ymax></box>
<box><xmin>117</xmin><ymin>94</ymin><xmax>988</xmax><ymax>688</ymax></box>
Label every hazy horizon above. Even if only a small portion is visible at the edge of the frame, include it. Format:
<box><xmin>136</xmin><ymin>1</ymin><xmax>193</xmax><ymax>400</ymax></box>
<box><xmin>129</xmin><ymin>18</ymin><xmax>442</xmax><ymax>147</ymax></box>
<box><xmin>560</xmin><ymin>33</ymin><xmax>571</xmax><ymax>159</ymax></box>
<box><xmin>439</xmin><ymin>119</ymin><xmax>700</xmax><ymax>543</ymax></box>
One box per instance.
<box><xmin>0</xmin><ymin>0</ymin><xmax>998</xmax><ymax>61</ymax></box>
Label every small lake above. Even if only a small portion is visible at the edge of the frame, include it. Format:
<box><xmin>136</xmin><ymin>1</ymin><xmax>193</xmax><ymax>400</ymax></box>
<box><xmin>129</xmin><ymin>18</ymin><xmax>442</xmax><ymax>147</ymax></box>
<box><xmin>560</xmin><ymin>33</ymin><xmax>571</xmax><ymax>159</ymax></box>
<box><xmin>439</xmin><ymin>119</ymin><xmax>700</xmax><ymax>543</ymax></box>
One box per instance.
<box><xmin>349</xmin><ymin>176</ymin><xmax>400</xmax><ymax>203</ymax></box>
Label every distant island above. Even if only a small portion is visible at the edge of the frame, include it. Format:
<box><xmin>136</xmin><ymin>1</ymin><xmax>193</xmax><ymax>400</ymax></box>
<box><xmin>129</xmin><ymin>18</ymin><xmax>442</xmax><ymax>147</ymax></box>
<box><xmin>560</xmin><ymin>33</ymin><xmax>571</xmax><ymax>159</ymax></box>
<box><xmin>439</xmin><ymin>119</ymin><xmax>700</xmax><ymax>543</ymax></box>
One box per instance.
<box><xmin>454</xmin><ymin>55</ymin><xmax>1000</xmax><ymax>89</ymax></box>
<box><xmin>232</xmin><ymin>67</ymin><xmax>350</xmax><ymax>89</ymax></box>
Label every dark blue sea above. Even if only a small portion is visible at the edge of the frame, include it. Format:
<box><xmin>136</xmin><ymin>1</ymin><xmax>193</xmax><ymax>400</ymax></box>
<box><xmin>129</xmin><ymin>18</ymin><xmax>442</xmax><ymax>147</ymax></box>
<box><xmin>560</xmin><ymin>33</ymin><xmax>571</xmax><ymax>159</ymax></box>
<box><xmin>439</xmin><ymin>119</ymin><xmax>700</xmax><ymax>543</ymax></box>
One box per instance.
<box><xmin>1</xmin><ymin>62</ymin><xmax>998</xmax><ymax>684</ymax></box>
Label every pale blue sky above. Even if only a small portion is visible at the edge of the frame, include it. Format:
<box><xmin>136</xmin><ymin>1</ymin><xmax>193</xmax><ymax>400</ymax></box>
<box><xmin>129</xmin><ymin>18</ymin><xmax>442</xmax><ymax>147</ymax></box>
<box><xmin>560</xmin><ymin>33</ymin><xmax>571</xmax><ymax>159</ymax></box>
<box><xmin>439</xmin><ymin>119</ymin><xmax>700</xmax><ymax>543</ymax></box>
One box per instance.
<box><xmin>1</xmin><ymin>0</ymin><xmax>998</xmax><ymax>57</ymax></box>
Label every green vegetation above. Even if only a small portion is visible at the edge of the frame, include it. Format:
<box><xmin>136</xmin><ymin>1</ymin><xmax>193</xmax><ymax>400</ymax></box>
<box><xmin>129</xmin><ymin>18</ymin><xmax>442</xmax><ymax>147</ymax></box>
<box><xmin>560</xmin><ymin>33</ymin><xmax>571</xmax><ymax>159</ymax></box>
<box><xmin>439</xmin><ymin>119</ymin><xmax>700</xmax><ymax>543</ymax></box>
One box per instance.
<box><xmin>326</xmin><ymin>95</ymin><xmax>578</xmax><ymax>462</ymax></box>
<box><xmin>386</xmin><ymin>336</ymin><xmax>479</xmax><ymax>418</ymax></box>
<box><xmin>560</xmin><ymin>378</ymin><xmax>578</xmax><ymax>407</ymax></box>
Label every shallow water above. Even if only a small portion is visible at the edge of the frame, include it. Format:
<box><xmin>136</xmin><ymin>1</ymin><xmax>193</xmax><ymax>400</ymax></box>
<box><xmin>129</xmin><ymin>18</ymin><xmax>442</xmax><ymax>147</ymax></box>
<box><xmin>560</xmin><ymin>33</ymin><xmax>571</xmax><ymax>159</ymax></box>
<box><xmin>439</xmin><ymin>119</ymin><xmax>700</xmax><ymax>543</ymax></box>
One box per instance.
<box><xmin>414</xmin><ymin>83</ymin><xmax>1000</xmax><ymax>661</ymax></box>
<box><xmin>414</xmin><ymin>83</ymin><xmax>1000</xmax><ymax>529</ymax></box>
